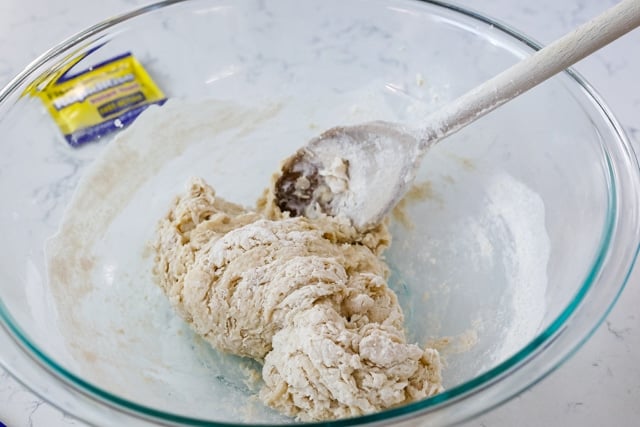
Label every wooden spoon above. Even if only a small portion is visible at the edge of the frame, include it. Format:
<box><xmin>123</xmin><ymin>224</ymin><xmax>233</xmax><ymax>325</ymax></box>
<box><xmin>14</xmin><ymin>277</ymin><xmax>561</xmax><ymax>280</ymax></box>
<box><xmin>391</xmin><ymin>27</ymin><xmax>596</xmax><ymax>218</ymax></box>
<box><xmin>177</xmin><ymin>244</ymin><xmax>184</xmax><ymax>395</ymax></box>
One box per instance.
<box><xmin>274</xmin><ymin>0</ymin><xmax>640</xmax><ymax>229</ymax></box>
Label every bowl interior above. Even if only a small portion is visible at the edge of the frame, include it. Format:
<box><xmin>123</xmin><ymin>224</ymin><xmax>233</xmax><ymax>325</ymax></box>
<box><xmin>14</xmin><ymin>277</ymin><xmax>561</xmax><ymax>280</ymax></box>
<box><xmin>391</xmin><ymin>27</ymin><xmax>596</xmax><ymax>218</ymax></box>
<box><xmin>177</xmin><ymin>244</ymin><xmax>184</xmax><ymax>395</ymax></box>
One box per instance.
<box><xmin>0</xmin><ymin>0</ymin><xmax>619</xmax><ymax>424</ymax></box>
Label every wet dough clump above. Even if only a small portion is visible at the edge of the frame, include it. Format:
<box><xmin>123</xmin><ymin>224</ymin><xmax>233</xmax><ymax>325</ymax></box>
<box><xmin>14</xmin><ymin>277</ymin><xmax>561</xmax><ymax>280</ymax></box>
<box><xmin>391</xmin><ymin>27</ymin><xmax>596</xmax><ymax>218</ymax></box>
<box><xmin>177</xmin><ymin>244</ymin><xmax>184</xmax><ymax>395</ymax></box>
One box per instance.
<box><xmin>154</xmin><ymin>177</ymin><xmax>442</xmax><ymax>421</ymax></box>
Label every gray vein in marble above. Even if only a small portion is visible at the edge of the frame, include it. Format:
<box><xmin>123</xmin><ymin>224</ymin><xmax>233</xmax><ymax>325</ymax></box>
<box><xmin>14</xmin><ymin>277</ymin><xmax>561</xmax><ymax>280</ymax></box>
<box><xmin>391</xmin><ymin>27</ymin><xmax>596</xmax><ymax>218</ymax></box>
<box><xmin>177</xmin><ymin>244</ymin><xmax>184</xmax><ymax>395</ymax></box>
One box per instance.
<box><xmin>26</xmin><ymin>399</ymin><xmax>45</xmax><ymax>427</ymax></box>
<box><xmin>565</xmin><ymin>401</ymin><xmax>585</xmax><ymax>413</ymax></box>
<box><xmin>606</xmin><ymin>320</ymin><xmax>633</xmax><ymax>340</ymax></box>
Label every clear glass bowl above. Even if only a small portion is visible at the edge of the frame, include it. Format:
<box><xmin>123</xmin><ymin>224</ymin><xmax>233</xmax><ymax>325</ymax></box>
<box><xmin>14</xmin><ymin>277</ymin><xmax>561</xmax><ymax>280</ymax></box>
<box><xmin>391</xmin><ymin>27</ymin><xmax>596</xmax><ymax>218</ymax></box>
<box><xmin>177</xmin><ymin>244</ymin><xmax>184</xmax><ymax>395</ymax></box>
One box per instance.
<box><xmin>1</xmin><ymin>0</ymin><xmax>639</xmax><ymax>426</ymax></box>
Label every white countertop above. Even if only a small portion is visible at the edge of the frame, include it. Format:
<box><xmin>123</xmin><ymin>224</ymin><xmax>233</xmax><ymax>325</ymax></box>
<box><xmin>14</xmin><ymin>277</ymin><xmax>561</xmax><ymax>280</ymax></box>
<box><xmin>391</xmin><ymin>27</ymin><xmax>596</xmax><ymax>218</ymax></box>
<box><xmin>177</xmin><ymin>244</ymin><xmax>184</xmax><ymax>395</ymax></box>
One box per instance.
<box><xmin>1</xmin><ymin>0</ymin><xmax>639</xmax><ymax>426</ymax></box>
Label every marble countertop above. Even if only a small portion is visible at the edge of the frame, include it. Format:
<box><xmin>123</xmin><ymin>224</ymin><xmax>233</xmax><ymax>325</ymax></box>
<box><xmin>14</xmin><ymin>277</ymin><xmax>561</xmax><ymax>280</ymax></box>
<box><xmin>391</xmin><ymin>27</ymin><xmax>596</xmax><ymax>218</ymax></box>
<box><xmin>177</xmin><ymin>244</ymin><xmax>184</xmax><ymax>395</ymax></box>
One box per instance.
<box><xmin>1</xmin><ymin>0</ymin><xmax>639</xmax><ymax>426</ymax></box>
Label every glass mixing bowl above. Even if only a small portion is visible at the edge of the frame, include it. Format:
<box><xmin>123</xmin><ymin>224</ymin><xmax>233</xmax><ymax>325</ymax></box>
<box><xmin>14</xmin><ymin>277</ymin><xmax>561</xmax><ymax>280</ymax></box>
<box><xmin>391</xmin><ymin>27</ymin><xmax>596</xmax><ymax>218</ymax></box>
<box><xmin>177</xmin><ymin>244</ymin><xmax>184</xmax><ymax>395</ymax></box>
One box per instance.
<box><xmin>0</xmin><ymin>0</ymin><xmax>639</xmax><ymax>425</ymax></box>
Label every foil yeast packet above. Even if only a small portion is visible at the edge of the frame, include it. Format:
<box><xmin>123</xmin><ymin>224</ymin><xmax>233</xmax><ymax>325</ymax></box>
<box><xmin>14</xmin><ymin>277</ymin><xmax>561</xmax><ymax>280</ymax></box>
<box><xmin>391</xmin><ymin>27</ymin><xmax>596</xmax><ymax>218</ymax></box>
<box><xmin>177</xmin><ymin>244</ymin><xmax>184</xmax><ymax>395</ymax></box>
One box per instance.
<box><xmin>27</xmin><ymin>51</ymin><xmax>166</xmax><ymax>147</ymax></box>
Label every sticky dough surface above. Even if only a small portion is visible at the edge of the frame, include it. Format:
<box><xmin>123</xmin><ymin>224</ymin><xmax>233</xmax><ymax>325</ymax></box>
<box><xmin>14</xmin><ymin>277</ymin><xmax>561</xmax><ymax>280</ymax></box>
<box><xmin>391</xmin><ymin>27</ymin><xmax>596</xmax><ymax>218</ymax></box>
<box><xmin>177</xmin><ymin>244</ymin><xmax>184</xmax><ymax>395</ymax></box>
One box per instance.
<box><xmin>154</xmin><ymin>178</ymin><xmax>442</xmax><ymax>421</ymax></box>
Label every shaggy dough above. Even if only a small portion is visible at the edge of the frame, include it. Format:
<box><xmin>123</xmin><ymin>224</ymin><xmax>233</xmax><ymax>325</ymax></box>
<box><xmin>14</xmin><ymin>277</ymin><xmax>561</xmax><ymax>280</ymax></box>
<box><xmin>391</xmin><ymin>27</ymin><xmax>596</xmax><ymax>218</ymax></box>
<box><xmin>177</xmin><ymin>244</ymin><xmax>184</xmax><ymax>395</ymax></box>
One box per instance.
<box><xmin>154</xmin><ymin>177</ymin><xmax>443</xmax><ymax>421</ymax></box>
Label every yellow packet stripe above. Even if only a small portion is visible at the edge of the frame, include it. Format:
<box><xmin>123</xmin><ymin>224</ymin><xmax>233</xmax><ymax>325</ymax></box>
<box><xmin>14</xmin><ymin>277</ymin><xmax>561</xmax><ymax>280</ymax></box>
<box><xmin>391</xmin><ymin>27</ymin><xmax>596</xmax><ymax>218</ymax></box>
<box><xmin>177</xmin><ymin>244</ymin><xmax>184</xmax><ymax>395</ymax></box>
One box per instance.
<box><xmin>30</xmin><ymin>51</ymin><xmax>166</xmax><ymax>146</ymax></box>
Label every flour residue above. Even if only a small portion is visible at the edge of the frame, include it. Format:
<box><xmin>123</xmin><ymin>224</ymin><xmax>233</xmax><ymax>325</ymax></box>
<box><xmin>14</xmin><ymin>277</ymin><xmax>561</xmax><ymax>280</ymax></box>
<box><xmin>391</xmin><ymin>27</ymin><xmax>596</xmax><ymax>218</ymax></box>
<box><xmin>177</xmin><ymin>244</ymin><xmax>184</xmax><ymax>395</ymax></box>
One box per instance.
<box><xmin>485</xmin><ymin>172</ymin><xmax>549</xmax><ymax>363</ymax></box>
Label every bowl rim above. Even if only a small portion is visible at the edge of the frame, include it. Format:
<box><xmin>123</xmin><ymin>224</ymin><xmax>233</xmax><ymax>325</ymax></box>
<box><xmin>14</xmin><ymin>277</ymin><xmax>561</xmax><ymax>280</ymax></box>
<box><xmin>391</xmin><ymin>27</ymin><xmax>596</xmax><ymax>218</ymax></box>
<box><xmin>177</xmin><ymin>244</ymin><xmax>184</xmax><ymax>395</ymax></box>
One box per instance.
<box><xmin>1</xmin><ymin>0</ymin><xmax>639</xmax><ymax>426</ymax></box>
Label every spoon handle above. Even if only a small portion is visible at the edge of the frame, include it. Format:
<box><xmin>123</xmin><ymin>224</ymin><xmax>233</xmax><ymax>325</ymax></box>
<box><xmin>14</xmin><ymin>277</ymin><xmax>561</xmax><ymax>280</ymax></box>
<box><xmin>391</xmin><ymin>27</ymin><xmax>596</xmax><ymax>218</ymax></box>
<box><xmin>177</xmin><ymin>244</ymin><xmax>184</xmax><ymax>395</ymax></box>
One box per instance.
<box><xmin>419</xmin><ymin>0</ymin><xmax>640</xmax><ymax>149</ymax></box>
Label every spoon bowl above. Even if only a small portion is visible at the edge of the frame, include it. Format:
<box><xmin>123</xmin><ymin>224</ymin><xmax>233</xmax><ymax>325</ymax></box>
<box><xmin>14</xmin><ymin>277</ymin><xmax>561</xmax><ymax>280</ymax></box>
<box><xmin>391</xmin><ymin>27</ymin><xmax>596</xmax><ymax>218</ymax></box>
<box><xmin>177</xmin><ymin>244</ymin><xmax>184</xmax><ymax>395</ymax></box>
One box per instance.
<box><xmin>275</xmin><ymin>121</ymin><xmax>422</xmax><ymax>229</ymax></box>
